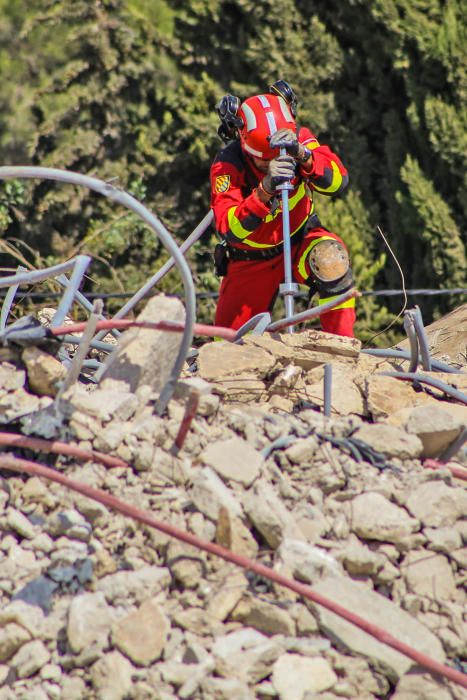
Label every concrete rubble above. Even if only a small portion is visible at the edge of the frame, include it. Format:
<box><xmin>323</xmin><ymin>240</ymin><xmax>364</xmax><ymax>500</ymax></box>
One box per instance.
<box><xmin>0</xmin><ymin>300</ymin><xmax>466</xmax><ymax>700</ymax></box>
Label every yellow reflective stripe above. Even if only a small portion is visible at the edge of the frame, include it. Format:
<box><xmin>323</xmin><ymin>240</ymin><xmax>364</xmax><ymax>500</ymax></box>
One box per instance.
<box><xmin>263</xmin><ymin>183</ymin><xmax>306</xmax><ymax>224</ymax></box>
<box><xmin>241</xmin><ymin>182</ymin><xmax>309</xmax><ymax>249</ymax></box>
<box><xmin>311</xmin><ymin>160</ymin><xmax>342</xmax><ymax>194</ymax></box>
<box><xmin>318</xmin><ymin>295</ymin><xmax>356</xmax><ymax>311</ymax></box>
<box><xmin>227</xmin><ymin>206</ymin><xmax>253</xmax><ymax>240</ymax></box>
<box><xmin>243</xmin><ymin>214</ymin><xmax>309</xmax><ymax>249</ymax></box>
<box><xmin>297</xmin><ymin>235</ymin><xmax>336</xmax><ymax>280</ymax></box>
<box><xmin>304</xmin><ymin>140</ymin><xmax>320</xmax><ymax>150</ymax></box>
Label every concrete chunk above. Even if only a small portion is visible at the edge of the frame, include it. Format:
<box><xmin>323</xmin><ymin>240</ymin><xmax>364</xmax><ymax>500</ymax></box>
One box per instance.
<box><xmin>198</xmin><ymin>341</ymin><xmax>277</xmax><ymax>380</ymax></box>
<box><xmin>245</xmin><ymin>482</ymin><xmax>305</xmax><ymax>549</ymax></box>
<box><xmin>405</xmin><ymin>404</ymin><xmax>465</xmax><ymax>457</ymax></box>
<box><xmin>272</xmin><ymin>654</ymin><xmax>337</xmax><ymax>699</ymax></box>
<box><xmin>100</xmin><ymin>294</ymin><xmax>185</xmax><ymax>393</ymax></box>
<box><xmin>311</xmin><ymin>576</ymin><xmax>445</xmax><ymax>681</ymax></box>
<box><xmin>406</xmin><ymin>481</ymin><xmax>467</xmax><ymax>527</ymax></box>
<box><xmin>351</xmin><ymin>492</ymin><xmax>420</xmax><ymax>543</ymax></box>
<box><xmin>191</xmin><ymin>467</ymin><xmax>243</xmax><ymax>521</ymax></box>
<box><xmin>352</xmin><ymin>423</ymin><xmax>423</xmax><ymax>459</ymax></box>
<box><xmin>111</xmin><ymin>598</ymin><xmax>170</xmax><ymax>666</ymax></box>
<box><xmin>201</xmin><ymin>436</ymin><xmax>263</xmax><ymax>487</ymax></box>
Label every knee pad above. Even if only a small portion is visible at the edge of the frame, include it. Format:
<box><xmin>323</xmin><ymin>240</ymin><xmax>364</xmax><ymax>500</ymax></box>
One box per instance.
<box><xmin>308</xmin><ymin>239</ymin><xmax>349</xmax><ymax>282</ymax></box>
<box><xmin>307</xmin><ymin>239</ymin><xmax>354</xmax><ymax>295</ymax></box>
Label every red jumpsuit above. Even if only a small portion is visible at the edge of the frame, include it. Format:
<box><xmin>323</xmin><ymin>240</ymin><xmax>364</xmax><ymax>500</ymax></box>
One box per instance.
<box><xmin>210</xmin><ymin>127</ymin><xmax>356</xmax><ymax>337</ymax></box>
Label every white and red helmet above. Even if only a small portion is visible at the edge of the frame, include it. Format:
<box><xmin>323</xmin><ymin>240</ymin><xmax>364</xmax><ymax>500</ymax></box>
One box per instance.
<box><xmin>238</xmin><ymin>93</ymin><xmax>296</xmax><ymax>160</ymax></box>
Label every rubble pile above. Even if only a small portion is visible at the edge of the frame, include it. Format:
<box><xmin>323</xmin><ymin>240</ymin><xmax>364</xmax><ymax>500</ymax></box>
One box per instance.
<box><xmin>0</xmin><ymin>303</ymin><xmax>466</xmax><ymax>700</ymax></box>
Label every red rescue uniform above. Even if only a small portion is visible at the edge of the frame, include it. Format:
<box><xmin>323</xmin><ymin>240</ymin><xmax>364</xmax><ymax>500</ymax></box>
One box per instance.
<box><xmin>210</xmin><ymin>127</ymin><xmax>356</xmax><ymax>336</ymax></box>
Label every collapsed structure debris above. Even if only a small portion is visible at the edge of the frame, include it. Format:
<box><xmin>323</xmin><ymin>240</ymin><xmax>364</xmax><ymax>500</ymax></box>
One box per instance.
<box><xmin>0</xmin><ymin>297</ymin><xmax>466</xmax><ymax>699</ymax></box>
<box><xmin>0</xmin><ymin>167</ymin><xmax>465</xmax><ymax>699</ymax></box>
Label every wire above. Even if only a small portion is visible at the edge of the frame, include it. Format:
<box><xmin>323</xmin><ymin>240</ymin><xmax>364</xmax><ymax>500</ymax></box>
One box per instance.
<box><xmin>363</xmin><ymin>225</ymin><xmax>409</xmax><ymax>347</ymax></box>
<box><xmin>362</xmin><ymin>288</ymin><xmax>467</xmax><ymax>297</ymax></box>
<box><xmin>0</xmin><ymin>288</ymin><xmax>465</xmax><ymax>301</ymax></box>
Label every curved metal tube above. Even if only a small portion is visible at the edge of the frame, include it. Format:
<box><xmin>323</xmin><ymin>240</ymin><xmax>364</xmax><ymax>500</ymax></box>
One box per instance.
<box><xmin>93</xmin><ymin>210</ymin><xmax>213</xmax><ymax>343</ymax></box>
<box><xmin>0</xmin><ymin>166</ymin><xmax>196</xmax><ymax>414</ymax></box>
<box><xmin>362</xmin><ymin>349</ymin><xmax>463</xmax><ymax>374</ymax></box>
<box><xmin>51</xmin><ymin>256</ymin><xmax>92</xmax><ymax>327</ymax></box>
<box><xmin>56</xmin><ymin>273</ymin><xmax>120</xmax><ymax>340</ymax></box>
<box><xmin>380</xmin><ymin>371</ymin><xmax>467</xmax><ymax>405</ymax></box>
<box><xmin>0</xmin><ymin>255</ymin><xmax>91</xmax><ymax>288</ymax></box>
<box><xmin>0</xmin><ymin>265</ymin><xmax>27</xmax><ymax>330</ymax></box>
<box><xmin>0</xmin><ymin>255</ymin><xmax>92</xmax><ymax>330</ymax></box>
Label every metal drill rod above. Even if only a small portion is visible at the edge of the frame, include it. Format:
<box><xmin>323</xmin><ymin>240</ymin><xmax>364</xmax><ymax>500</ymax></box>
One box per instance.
<box><xmin>277</xmin><ymin>147</ymin><xmax>299</xmax><ymax>333</ymax></box>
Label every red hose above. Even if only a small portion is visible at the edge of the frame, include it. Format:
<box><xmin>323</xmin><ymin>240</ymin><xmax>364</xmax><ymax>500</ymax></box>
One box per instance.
<box><xmin>0</xmin><ymin>433</ymin><xmax>128</xmax><ymax>469</ymax></box>
<box><xmin>423</xmin><ymin>458</ymin><xmax>467</xmax><ymax>481</ymax></box>
<box><xmin>0</xmin><ymin>453</ymin><xmax>465</xmax><ymax>690</ymax></box>
<box><xmin>51</xmin><ymin>318</ymin><xmax>237</xmax><ymax>342</ymax></box>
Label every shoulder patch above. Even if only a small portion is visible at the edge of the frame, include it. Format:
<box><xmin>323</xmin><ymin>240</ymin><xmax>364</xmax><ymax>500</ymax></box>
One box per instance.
<box><xmin>215</xmin><ymin>174</ymin><xmax>231</xmax><ymax>193</ymax></box>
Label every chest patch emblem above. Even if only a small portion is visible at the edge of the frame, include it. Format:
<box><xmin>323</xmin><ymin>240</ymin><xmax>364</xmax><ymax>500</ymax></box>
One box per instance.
<box><xmin>215</xmin><ymin>175</ymin><xmax>231</xmax><ymax>193</ymax></box>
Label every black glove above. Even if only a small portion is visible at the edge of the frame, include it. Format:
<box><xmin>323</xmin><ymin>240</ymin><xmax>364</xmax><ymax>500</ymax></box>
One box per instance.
<box><xmin>269</xmin><ymin>128</ymin><xmax>310</xmax><ymax>162</ymax></box>
<box><xmin>262</xmin><ymin>154</ymin><xmax>296</xmax><ymax>193</ymax></box>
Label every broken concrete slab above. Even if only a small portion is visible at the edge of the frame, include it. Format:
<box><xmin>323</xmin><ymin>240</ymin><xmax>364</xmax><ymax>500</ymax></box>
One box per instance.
<box><xmin>212</xmin><ymin>628</ymin><xmax>282</xmax><ymax>684</ymax></box>
<box><xmin>277</xmin><ymin>329</ymin><xmax>361</xmax><ymax>357</ymax></box>
<box><xmin>244</xmin><ymin>482</ymin><xmax>306</xmax><ymax>549</ymax></box>
<box><xmin>401</xmin><ymin>550</ymin><xmax>457</xmax><ymax>601</ymax></box>
<box><xmin>190</xmin><ymin>467</ymin><xmax>244</xmax><ymax>521</ymax></box>
<box><xmin>198</xmin><ymin>340</ymin><xmax>277</xmax><ymax>381</ymax></box>
<box><xmin>100</xmin><ymin>294</ymin><xmax>185</xmax><ymax>393</ymax></box>
<box><xmin>311</xmin><ymin>575</ymin><xmax>445</xmax><ymax>682</ymax></box>
<box><xmin>111</xmin><ymin>598</ymin><xmax>170</xmax><ymax>666</ymax></box>
<box><xmin>302</xmin><ymin>364</ymin><xmax>365</xmax><ymax>415</ymax></box>
<box><xmin>364</xmin><ymin>374</ymin><xmax>433</xmax><ymax>420</ymax></box>
<box><xmin>352</xmin><ymin>423</ymin><xmax>423</xmax><ymax>460</ymax></box>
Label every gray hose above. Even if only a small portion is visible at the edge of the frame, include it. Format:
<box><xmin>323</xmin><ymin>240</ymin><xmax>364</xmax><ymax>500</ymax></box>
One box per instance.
<box><xmin>0</xmin><ymin>256</ymin><xmax>91</xmax><ymax>289</ymax></box>
<box><xmin>0</xmin><ymin>265</ymin><xmax>27</xmax><ymax>330</ymax></box>
<box><xmin>380</xmin><ymin>371</ymin><xmax>467</xmax><ymax>405</ymax></box>
<box><xmin>61</xmin><ymin>334</ymin><xmax>115</xmax><ymax>353</ymax></box>
<box><xmin>0</xmin><ymin>166</ymin><xmax>196</xmax><ymax>414</ymax></box>
<box><xmin>362</xmin><ymin>349</ymin><xmax>463</xmax><ymax>374</ymax></box>
<box><xmin>267</xmin><ymin>288</ymin><xmax>357</xmax><ymax>332</ymax></box>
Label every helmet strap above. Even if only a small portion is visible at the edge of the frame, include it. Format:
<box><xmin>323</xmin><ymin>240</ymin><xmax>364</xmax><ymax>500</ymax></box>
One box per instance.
<box><xmin>269</xmin><ymin>80</ymin><xmax>299</xmax><ymax>117</ymax></box>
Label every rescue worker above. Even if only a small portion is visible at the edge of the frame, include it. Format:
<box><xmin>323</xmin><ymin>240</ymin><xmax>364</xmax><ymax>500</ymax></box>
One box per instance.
<box><xmin>210</xmin><ymin>81</ymin><xmax>356</xmax><ymax>337</ymax></box>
